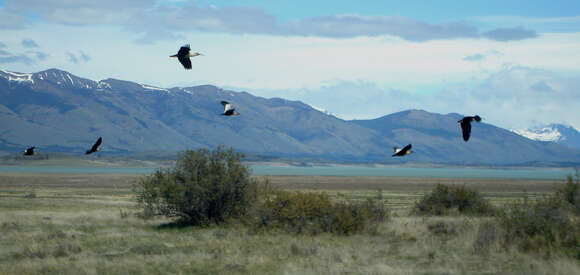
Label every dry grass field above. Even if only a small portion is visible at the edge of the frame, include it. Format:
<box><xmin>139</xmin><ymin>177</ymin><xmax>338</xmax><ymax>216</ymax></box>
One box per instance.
<box><xmin>1</xmin><ymin>173</ymin><xmax>578</xmax><ymax>274</ymax></box>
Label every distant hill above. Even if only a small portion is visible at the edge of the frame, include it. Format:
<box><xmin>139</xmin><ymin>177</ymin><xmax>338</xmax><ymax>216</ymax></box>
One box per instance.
<box><xmin>350</xmin><ymin>110</ymin><xmax>580</xmax><ymax>165</ymax></box>
<box><xmin>512</xmin><ymin>124</ymin><xmax>580</xmax><ymax>150</ymax></box>
<box><xmin>1</xmin><ymin>68</ymin><xmax>579</xmax><ymax>166</ymax></box>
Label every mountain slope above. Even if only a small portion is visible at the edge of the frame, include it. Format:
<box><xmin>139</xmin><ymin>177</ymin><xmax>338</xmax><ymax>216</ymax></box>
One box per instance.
<box><xmin>0</xmin><ymin>68</ymin><xmax>391</xmax><ymax>159</ymax></box>
<box><xmin>351</xmin><ymin>110</ymin><xmax>580</xmax><ymax>165</ymax></box>
<box><xmin>1</xmin><ymin>68</ymin><xmax>579</xmax><ymax>165</ymax></box>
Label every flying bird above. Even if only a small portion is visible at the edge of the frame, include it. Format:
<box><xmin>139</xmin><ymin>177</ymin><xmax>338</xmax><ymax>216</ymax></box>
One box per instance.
<box><xmin>221</xmin><ymin>101</ymin><xmax>240</xmax><ymax>116</ymax></box>
<box><xmin>85</xmin><ymin>137</ymin><xmax>102</xmax><ymax>155</ymax></box>
<box><xmin>392</xmin><ymin>144</ymin><xmax>413</xmax><ymax>157</ymax></box>
<box><xmin>458</xmin><ymin>115</ymin><xmax>482</xmax><ymax>142</ymax></box>
<box><xmin>170</xmin><ymin>44</ymin><xmax>202</xmax><ymax>70</ymax></box>
<box><xmin>23</xmin><ymin>146</ymin><xmax>37</xmax><ymax>156</ymax></box>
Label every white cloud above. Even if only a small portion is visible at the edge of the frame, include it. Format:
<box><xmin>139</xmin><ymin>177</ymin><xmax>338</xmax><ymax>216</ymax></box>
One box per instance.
<box><xmin>2</xmin><ymin>1</ymin><xmax>540</xmax><ymax>43</ymax></box>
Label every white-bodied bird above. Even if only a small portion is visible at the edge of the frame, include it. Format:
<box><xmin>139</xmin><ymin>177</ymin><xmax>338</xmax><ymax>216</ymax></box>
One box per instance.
<box><xmin>392</xmin><ymin>144</ymin><xmax>413</xmax><ymax>157</ymax></box>
<box><xmin>221</xmin><ymin>101</ymin><xmax>240</xmax><ymax>116</ymax></box>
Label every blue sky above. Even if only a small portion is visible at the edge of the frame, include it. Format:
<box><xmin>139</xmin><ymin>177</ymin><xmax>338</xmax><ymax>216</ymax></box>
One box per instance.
<box><xmin>1</xmin><ymin>0</ymin><xmax>580</xmax><ymax>129</ymax></box>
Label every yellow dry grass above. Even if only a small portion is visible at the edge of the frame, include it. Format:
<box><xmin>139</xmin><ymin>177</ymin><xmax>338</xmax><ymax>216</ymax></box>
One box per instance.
<box><xmin>0</xmin><ymin>173</ymin><xmax>578</xmax><ymax>274</ymax></box>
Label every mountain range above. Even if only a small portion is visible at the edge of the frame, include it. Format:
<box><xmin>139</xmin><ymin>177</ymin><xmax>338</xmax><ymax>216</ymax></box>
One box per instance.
<box><xmin>512</xmin><ymin>124</ymin><xmax>580</xmax><ymax>150</ymax></box>
<box><xmin>1</xmin><ymin>68</ymin><xmax>579</xmax><ymax>166</ymax></box>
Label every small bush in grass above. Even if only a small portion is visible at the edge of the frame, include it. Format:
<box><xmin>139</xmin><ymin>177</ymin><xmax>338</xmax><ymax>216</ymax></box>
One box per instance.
<box><xmin>134</xmin><ymin>146</ymin><xmax>257</xmax><ymax>226</ymax></box>
<box><xmin>484</xmin><ymin>172</ymin><xmax>580</xmax><ymax>257</ymax></box>
<box><xmin>250</xmin><ymin>190</ymin><xmax>388</xmax><ymax>235</ymax></box>
<box><xmin>556</xmin><ymin>170</ymin><xmax>580</xmax><ymax>214</ymax></box>
<box><xmin>413</xmin><ymin>184</ymin><xmax>494</xmax><ymax>216</ymax></box>
<box><xmin>497</xmin><ymin>192</ymin><xmax>580</xmax><ymax>256</ymax></box>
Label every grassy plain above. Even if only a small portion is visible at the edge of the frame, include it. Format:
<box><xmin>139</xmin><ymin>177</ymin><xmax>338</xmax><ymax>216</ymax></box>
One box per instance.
<box><xmin>0</xmin><ymin>173</ymin><xmax>578</xmax><ymax>274</ymax></box>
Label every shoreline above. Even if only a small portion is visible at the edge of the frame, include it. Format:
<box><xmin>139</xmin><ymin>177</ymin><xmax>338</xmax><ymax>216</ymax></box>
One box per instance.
<box><xmin>0</xmin><ymin>173</ymin><xmax>564</xmax><ymax>193</ymax></box>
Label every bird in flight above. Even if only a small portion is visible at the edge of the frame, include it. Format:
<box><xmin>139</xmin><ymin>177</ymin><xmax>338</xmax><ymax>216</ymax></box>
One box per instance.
<box><xmin>23</xmin><ymin>146</ymin><xmax>37</xmax><ymax>156</ymax></box>
<box><xmin>392</xmin><ymin>144</ymin><xmax>413</xmax><ymax>157</ymax></box>
<box><xmin>221</xmin><ymin>101</ymin><xmax>240</xmax><ymax>116</ymax></box>
<box><xmin>170</xmin><ymin>44</ymin><xmax>202</xmax><ymax>70</ymax></box>
<box><xmin>458</xmin><ymin>115</ymin><xmax>481</xmax><ymax>142</ymax></box>
<box><xmin>86</xmin><ymin>137</ymin><xmax>102</xmax><ymax>155</ymax></box>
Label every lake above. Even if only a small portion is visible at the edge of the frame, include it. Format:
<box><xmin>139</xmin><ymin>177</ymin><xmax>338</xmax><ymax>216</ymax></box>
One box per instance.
<box><xmin>0</xmin><ymin>165</ymin><xmax>575</xmax><ymax>180</ymax></box>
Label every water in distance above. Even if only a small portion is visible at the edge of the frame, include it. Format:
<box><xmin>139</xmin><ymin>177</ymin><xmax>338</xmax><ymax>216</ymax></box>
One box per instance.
<box><xmin>0</xmin><ymin>164</ymin><xmax>574</xmax><ymax>180</ymax></box>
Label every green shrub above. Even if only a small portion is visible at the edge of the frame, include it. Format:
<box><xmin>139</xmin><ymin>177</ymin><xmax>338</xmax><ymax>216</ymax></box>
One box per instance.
<box><xmin>495</xmin><ymin>174</ymin><xmax>580</xmax><ymax>256</ymax></box>
<box><xmin>250</xmin><ymin>190</ymin><xmax>388</xmax><ymax>235</ymax></box>
<box><xmin>134</xmin><ymin>146</ymin><xmax>257</xmax><ymax>226</ymax></box>
<box><xmin>555</xmin><ymin>170</ymin><xmax>580</xmax><ymax>214</ymax></box>
<box><xmin>413</xmin><ymin>184</ymin><xmax>494</xmax><ymax>216</ymax></box>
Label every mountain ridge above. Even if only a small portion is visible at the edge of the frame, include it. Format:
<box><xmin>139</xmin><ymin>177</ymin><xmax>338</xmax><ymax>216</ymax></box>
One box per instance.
<box><xmin>512</xmin><ymin>124</ymin><xmax>580</xmax><ymax>150</ymax></box>
<box><xmin>1</xmin><ymin>68</ymin><xmax>579</xmax><ymax>166</ymax></box>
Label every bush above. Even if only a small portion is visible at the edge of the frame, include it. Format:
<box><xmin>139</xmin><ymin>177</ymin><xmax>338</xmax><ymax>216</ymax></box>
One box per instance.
<box><xmin>250</xmin><ymin>190</ymin><xmax>388</xmax><ymax>235</ymax></box>
<box><xmin>497</xmin><ymin>196</ymin><xmax>579</xmax><ymax>255</ymax></box>
<box><xmin>134</xmin><ymin>147</ymin><xmax>257</xmax><ymax>226</ymax></box>
<box><xmin>413</xmin><ymin>184</ymin><xmax>494</xmax><ymax>216</ymax></box>
<box><xmin>495</xmin><ymin>174</ymin><xmax>580</xmax><ymax>256</ymax></box>
<box><xmin>555</xmin><ymin>170</ymin><xmax>580</xmax><ymax>214</ymax></box>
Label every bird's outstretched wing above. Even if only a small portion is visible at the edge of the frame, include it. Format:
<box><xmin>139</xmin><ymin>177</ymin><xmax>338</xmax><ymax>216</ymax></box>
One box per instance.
<box><xmin>402</xmin><ymin>144</ymin><xmax>412</xmax><ymax>152</ymax></box>
<box><xmin>178</xmin><ymin>56</ymin><xmax>192</xmax><ymax>69</ymax></box>
<box><xmin>221</xmin><ymin>101</ymin><xmax>233</xmax><ymax>112</ymax></box>
<box><xmin>90</xmin><ymin>137</ymin><xmax>102</xmax><ymax>152</ymax></box>
<box><xmin>461</xmin><ymin>120</ymin><xmax>471</xmax><ymax>141</ymax></box>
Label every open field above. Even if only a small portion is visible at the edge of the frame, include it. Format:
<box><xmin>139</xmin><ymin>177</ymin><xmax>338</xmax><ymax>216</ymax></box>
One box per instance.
<box><xmin>1</xmin><ymin>173</ymin><xmax>579</xmax><ymax>274</ymax></box>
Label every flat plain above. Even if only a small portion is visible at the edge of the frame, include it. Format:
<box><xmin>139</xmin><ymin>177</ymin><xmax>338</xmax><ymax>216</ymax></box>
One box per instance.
<box><xmin>1</xmin><ymin>173</ymin><xmax>578</xmax><ymax>274</ymax></box>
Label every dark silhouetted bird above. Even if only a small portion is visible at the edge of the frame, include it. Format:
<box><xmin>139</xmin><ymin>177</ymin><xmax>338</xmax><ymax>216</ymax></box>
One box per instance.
<box><xmin>221</xmin><ymin>101</ymin><xmax>240</xmax><ymax>116</ymax></box>
<box><xmin>170</xmin><ymin>44</ymin><xmax>202</xmax><ymax>70</ymax></box>
<box><xmin>23</xmin><ymin>146</ymin><xmax>37</xmax><ymax>156</ymax></box>
<box><xmin>85</xmin><ymin>137</ymin><xmax>102</xmax><ymax>155</ymax></box>
<box><xmin>392</xmin><ymin>144</ymin><xmax>413</xmax><ymax>157</ymax></box>
<box><xmin>458</xmin><ymin>115</ymin><xmax>482</xmax><ymax>141</ymax></box>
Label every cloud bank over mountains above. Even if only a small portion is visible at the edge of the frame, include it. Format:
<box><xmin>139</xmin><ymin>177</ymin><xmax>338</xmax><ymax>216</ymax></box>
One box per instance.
<box><xmin>1</xmin><ymin>1</ymin><xmax>538</xmax><ymax>42</ymax></box>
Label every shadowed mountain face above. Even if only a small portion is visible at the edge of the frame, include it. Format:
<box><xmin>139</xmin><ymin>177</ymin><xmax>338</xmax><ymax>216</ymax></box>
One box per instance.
<box><xmin>0</xmin><ymin>68</ymin><xmax>390</xmax><ymax>160</ymax></box>
<box><xmin>351</xmin><ymin>110</ymin><xmax>580</xmax><ymax>165</ymax></box>
<box><xmin>1</xmin><ymin>68</ymin><xmax>579</xmax><ymax>165</ymax></box>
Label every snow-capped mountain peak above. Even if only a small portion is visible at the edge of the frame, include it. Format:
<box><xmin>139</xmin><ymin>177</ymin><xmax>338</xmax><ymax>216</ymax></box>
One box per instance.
<box><xmin>513</xmin><ymin>124</ymin><xmax>580</xmax><ymax>149</ymax></box>
<box><xmin>513</xmin><ymin>126</ymin><xmax>563</xmax><ymax>142</ymax></box>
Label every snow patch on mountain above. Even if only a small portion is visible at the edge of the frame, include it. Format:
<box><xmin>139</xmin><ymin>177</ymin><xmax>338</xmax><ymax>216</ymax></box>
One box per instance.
<box><xmin>512</xmin><ymin>127</ymin><xmax>563</xmax><ymax>142</ymax></box>
<box><xmin>0</xmin><ymin>69</ymin><xmax>34</xmax><ymax>83</ymax></box>
<box><xmin>140</xmin><ymin>84</ymin><xmax>170</xmax><ymax>93</ymax></box>
<box><xmin>308</xmin><ymin>104</ymin><xmax>340</xmax><ymax>118</ymax></box>
<box><xmin>513</xmin><ymin>124</ymin><xmax>580</xmax><ymax>150</ymax></box>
